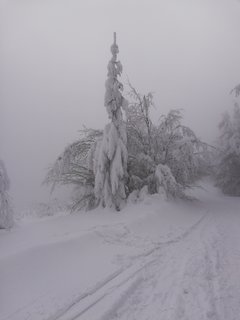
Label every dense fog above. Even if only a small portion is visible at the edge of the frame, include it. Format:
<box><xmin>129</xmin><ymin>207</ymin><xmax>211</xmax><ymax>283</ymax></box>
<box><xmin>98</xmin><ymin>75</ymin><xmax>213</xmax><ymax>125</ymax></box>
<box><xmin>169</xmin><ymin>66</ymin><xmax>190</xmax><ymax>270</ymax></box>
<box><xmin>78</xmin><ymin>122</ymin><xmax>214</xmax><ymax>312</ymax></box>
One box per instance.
<box><xmin>1</xmin><ymin>0</ymin><xmax>240</xmax><ymax>209</ymax></box>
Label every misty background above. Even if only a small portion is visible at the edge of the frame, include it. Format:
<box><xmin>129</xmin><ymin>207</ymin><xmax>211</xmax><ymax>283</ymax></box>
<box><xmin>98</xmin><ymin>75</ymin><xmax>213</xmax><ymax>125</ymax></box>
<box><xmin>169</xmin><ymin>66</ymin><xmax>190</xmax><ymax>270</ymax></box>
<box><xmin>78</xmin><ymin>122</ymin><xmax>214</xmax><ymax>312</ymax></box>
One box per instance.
<box><xmin>1</xmin><ymin>0</ymin><xmax>240</xmax><ymax>210</ymax></box>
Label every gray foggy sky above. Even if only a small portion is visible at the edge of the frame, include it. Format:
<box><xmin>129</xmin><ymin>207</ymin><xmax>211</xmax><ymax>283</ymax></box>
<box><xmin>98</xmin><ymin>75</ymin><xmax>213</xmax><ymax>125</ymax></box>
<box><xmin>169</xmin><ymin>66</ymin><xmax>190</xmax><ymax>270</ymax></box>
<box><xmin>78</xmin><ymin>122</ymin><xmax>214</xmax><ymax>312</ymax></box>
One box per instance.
<box><xmin>1</xmin><ymin>0</ymin><xmax>240</xmax><ymax>210</ymax></box>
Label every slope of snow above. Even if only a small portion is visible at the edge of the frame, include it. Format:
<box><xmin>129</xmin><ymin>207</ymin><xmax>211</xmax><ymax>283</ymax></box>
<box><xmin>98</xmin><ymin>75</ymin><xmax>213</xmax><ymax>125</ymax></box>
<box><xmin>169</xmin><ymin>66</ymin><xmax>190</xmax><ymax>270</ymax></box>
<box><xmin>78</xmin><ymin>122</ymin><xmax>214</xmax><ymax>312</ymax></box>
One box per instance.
<box><xmin>1</xmin><ymin>180</ymin><xmax>240</xmax><ymax>320</ymax></box>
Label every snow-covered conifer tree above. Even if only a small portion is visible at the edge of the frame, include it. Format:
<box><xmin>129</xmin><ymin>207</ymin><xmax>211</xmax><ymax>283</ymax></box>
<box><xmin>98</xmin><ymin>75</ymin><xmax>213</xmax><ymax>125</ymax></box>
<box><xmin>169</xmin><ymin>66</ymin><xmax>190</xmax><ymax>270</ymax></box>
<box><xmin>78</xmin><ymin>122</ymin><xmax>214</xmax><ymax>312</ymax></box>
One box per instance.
<box><xmin>0</xmin><ymin>160</ymin><xmax>13</xmax><ymax>229</ymax></box>
<box><xmin>94</xmin><ymin>33</ymin><xmax>128</xmax><ymax>210</ymax></box>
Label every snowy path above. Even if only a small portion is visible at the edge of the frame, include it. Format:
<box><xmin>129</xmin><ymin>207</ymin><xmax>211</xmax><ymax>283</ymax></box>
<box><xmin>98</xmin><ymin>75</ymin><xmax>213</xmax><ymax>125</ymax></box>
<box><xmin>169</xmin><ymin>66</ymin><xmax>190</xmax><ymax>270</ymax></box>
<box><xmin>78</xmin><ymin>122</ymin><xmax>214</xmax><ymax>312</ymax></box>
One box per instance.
<box><xmin>1</xmin><ymin>181</ymin><xmax>240</xmax><ymax>320</ymax></box>
<box><xmin>72</xmin><ymin>185</ymin><xmax>240</xmax><ymax>320</ymax></box>
<box><xmin>55</xmin><ymin>214</ymin><xmax>207</xmax><ymax>320</ymax></box>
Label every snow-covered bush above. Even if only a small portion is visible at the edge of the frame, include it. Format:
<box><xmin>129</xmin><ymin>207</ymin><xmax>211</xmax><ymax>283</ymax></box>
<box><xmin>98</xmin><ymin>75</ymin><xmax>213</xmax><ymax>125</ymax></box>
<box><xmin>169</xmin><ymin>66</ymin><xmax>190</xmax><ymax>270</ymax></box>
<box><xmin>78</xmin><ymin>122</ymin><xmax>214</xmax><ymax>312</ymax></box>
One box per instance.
<box><xmin>0</xmin><ymin>160</ymin><xmax>13</xmax><ymax>229</ymax></box>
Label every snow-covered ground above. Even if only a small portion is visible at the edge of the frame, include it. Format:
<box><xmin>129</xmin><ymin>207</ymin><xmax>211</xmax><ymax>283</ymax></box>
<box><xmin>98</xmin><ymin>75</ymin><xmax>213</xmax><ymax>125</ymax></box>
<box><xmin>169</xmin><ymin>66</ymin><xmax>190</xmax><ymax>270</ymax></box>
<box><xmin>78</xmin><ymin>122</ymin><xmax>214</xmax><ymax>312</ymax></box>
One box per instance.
<box><xmin>1</xmin><ymin>180</ymin><xmax>240</xmax><ymax>320</ymax></box>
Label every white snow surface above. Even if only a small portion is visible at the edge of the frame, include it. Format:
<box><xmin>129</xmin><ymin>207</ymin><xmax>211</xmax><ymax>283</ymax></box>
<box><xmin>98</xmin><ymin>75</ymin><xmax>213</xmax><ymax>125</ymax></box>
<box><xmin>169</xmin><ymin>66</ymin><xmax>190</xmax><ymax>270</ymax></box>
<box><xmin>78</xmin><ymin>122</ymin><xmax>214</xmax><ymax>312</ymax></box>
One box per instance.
<box><xmin>1</xmin><ymin>180</ymin><xmax>240</xmax><ymax>320</ymax></box>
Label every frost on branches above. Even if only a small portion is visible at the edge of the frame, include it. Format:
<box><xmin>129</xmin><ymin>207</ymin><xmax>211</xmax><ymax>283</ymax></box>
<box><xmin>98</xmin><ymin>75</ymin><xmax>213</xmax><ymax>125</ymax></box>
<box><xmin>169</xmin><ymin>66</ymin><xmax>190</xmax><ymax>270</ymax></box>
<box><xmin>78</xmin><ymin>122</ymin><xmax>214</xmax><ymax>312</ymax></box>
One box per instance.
<box><xmin>155</xmin><ymin>164</ymin><xmax>186</xmax><ymax>199</ymax></box>
<box><xmin>215</xmin><ymin>102</ymin><xmax>240</xmax><ymax>195</ymax></box>
<box><xmin>0</xmin><ymin>160</ymin><xmax>13</xmax><ymax>229</ymax></box>
<box><xmin>230</xmin><ymin>84</ymin><xmax>240</xmax><ymax>97</ymax></box>
<box><xmin>44</xmin><ymin>129</ymin><xmax>102</xmax><ymax>211</ymax></box>
<box><xmin>126</xmin><ymin>89</ymin><xmax>206</xmax><ymax>199</ymax></box>
<box><xmin>94</xmin><ymin>33</ymin><xmax>128</xmax><ymax>210</ymax></box>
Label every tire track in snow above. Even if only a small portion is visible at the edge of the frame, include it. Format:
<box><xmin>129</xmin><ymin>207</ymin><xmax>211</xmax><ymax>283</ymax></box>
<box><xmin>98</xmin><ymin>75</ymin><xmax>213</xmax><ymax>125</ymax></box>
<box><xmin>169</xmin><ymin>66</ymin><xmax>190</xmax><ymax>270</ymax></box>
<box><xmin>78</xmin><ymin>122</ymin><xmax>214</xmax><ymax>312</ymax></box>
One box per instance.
<box><xmin>171</xmin><ymin>224</ymin><xmax>222</xmax><ymax>320</ymax></box>
<box><xmin>51</xmin><ymin>213</ymin><xmax>207</xmax><ymax>320</ymax></box>
<box><xmin>108</xmin><ymin>214</ymin><xmax>223</xmax><ymax>320</ymax></box>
